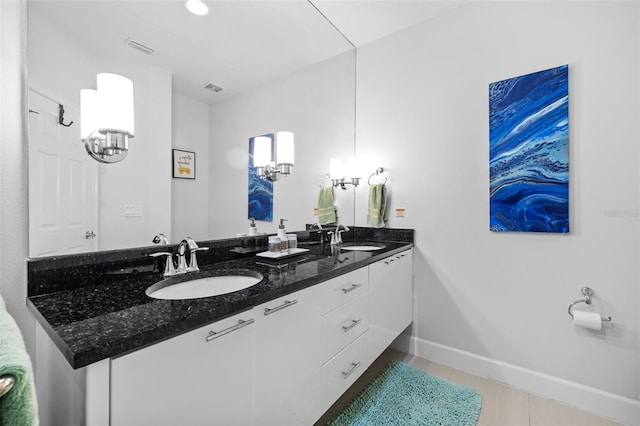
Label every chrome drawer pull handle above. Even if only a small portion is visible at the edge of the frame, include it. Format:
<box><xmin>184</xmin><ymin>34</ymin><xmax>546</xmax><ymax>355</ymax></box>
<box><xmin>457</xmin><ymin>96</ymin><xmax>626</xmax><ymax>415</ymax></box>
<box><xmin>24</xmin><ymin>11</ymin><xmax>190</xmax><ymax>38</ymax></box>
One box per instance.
<box><xmin>341</xmin><ymin>283</ymin><xmax>362</xmax><ymax>294</ymax></box>
<box><xmin>206</xmin><ymin>318</ymin><xmax>254</xmax><ymax>342</ymax></box>
<box><xmin>264</xmin><ymin>299</ymin><xmax>298</xmax><ymax>316</ymax></box>
<box><xmin>341</xmin><ymin>362</ymin><xmax>361</xmax><ymax>379</ymax></box>
<box><xmin>342</xmin><ymin>318</ymin><xmax>362</xmax><ymax>332</ymax></box>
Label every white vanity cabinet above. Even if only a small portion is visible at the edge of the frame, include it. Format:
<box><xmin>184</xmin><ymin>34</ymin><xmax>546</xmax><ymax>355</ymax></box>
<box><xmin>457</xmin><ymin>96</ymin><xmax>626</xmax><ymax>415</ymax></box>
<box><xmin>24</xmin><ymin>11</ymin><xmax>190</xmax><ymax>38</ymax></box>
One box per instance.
<box><xmin>252</xmin><ymin>285</ymin><xmax>324</xmax><ymax>426</ymax></box>
<box><xmin>110</xmin><ymin>311</ymin><xmax>255</xmax><ymax>426</ymax></box>
<box><xmin>368</xmin><ymin>248</ymin><xmax>413</xmax><ymax>354</ymax></box>
<box><xmin>89</xmin><ymin>247</ymin><xmax>413</xmax><ymax>425</ymax></box>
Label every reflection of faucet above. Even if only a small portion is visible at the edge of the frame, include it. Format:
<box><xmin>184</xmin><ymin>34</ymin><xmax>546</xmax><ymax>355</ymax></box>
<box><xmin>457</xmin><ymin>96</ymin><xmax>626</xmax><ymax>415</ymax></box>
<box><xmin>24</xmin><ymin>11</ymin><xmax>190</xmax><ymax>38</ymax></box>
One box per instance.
<box><xmin>152</xmin><ymin>233</ymin><xmax>169</xmax><ymax>245</ymax></box>
<box><xmin>309</xmin><ymin>223</ymin><xmax>324</xmax><ymax>244</ymax></box>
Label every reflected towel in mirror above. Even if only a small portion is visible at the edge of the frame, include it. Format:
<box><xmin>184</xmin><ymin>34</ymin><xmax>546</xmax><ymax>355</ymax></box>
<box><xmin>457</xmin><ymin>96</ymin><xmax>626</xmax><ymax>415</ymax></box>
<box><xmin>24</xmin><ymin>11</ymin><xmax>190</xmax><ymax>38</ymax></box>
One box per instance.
<box><xmin>318</xmin><ymin>187</ymin><xmax>337</xmax><ymax>225</ymax></box>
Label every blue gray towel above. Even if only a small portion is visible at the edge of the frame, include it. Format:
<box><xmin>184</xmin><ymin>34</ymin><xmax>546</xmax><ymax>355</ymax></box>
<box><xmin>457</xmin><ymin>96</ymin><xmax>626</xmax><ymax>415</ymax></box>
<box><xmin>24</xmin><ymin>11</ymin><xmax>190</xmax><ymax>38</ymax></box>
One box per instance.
<box><xmin>0</xmin><ymin>295</ymin><xmax>38</xmax><ymax>425</ymax></box>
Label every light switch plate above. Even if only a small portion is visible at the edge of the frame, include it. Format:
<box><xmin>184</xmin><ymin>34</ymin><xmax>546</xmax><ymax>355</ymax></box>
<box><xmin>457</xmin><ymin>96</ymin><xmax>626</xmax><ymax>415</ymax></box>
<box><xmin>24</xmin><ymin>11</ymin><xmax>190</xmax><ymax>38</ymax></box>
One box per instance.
<box><xmin>124</xmin><ymin>205</ymin><xmax>142</xmax><ymax>217</ymax></box>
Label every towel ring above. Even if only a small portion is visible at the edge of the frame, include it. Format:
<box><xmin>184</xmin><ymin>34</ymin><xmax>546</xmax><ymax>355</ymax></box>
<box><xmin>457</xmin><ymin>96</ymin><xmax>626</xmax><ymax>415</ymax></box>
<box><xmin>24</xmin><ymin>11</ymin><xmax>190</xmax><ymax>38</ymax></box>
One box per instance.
<box><xmin>318</xmin><ymin>173</ymin><xmax>332</xmax><ymax>188</ymax></box>
<box><xmin>368</xmin><ymin>167</ymin><xmax>387</xmax><ymax>185</ymax></box>
<box><xmin>567</xmin><ymin>287</ymin><xmax>612</xmax><ymax>322</ymax></box>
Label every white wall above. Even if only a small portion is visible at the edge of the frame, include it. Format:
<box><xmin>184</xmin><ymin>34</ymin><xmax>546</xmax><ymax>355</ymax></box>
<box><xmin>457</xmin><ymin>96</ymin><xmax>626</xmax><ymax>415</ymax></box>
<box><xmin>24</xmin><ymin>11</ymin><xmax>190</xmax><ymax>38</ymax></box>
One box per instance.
<box><xmin>171</xmin><ymin>93</ymin><xmax>210</xmax><ymax>243</ymax></box>
<box><xmin>0</xmin><ymin>0</ymin><xmax>42</xmax><ymax>421</ymax></box>
<box><xmin>208</xmin><ymin>50</ymin><xmax>356</xmax><ymax>238</ymax></box>
<box><xmin>356</xmin><ymin>0</ymin><xmax>639</xmax><ymax>421</ymax></box>
<box><xmin>28</xmin><ymin>6</ymin><xmax>172</xmax><ymax>252</ymax></box>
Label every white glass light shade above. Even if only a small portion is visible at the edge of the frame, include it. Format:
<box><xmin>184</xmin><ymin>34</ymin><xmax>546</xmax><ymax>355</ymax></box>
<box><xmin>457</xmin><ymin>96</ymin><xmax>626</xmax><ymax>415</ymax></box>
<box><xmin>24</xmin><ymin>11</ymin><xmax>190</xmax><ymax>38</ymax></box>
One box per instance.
<box><xmin>345</xmin><ymin>156</ymin><xmax>361</xmax><ymax>178</ymax></box>
<box><xmin>80</xmin><ymin>89</ymin><xmax>99</xmax><ymax>140</ymax></box>
<box><xmin>276</xmin><ymin>131</ymin><xmax>294</xmax><ymax>165</ymax></box>
<box><xmin>96</xmin><ymin>73</ymin><xmax>134</xmax><ymax>136</ymax></box>
<box><xmin>329</xmin><ymin>158</ymin><xmax>344</xmax><ymax>179</ymax></box>
<box><xmin>253</xmin><ymin>136</ymin><xmax>272</xmax><ymax>167</ymax></box>
<box><xmin>186</xmin><ymin>0</ymin><xmax>208</xmax><ymax>16</ymax></box>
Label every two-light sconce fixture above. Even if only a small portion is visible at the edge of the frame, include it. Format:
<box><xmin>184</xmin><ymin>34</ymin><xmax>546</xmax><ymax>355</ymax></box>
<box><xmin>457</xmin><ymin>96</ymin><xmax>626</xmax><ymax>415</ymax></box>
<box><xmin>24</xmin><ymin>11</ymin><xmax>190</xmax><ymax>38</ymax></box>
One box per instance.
<box><xmin>253</xmin><ymin>131</ymin><xmax>295</xmax><ymax>181</ymax></box>
<box><xmin>81</xmin><ymin>73</ymin><xmax>134</xmax><ymax>164</ymax></box>
<box><xmin>329</xmin><ymin>157</ymin><xmax>360</xmax><ymax>189</ymax></box>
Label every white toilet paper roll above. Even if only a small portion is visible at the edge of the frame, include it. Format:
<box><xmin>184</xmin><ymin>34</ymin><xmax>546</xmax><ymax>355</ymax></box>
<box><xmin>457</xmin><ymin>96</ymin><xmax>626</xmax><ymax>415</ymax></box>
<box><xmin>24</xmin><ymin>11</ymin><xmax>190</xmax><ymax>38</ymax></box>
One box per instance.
<box><xmin>572</xmin><ymin>310</ymin><xmax>602</xmax><ymax>330</ymax></box>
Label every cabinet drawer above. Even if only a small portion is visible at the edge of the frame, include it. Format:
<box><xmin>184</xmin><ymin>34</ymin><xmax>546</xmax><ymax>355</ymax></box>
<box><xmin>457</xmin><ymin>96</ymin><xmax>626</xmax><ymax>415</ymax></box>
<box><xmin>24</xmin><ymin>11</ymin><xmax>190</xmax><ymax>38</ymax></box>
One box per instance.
<box><xmin>320</xmin><ymin>267</ymin><xmax>368</xmax><ymax>313</ymax></box>
<box><xmin>322</xmin><ymin>293</ymin><xmax>368</xmax><ymax>362</ymax></box>
<box><xmin>321</xmin><ymin>332</ymin><xmax>371</xmax><ymax>408</ymax></box>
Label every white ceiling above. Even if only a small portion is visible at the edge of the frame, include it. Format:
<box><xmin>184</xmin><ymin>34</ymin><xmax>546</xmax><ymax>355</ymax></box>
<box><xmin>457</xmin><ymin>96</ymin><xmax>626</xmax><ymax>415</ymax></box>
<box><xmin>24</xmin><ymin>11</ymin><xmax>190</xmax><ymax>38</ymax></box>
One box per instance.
<box><xmin>30</xmin><ymin>0</ymin><xmax>464</xmax><ymax>104</ymax></box>
<box><xmin>312</xmin><ymin>0</ymin><xmax>464</xmax><ymax>47</ymax></box>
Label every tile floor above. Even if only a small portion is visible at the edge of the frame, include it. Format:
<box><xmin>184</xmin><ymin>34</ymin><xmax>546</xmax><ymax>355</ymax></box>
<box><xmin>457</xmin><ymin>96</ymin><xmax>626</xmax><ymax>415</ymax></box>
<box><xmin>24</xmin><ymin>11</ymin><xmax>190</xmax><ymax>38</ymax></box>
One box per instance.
<box><xmin>316</xmin><ymin>348</ymin><xmax>623</xmax><ymax>426</ymax></box>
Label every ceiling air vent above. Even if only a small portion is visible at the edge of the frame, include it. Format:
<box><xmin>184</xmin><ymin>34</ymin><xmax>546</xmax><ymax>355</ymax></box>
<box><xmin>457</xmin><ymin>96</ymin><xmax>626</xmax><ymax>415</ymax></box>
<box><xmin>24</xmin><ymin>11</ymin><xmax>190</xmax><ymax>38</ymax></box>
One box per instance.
<box><xmin>203</xmin><ymin>83</ymin><xmax>224</xmax><ymax>93</ymax></box>
<box><xmin>124</xmin><ymin>38</ymin><xmax>154</xmax><ymax>55</ymax></box>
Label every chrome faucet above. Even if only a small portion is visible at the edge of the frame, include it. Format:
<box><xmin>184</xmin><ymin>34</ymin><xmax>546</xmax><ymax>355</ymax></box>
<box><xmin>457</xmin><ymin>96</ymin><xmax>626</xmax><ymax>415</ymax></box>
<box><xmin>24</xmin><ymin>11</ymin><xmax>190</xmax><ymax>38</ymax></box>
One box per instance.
<box><xmin>150</xmin><ymin>237</ymin><xmax>209</xmax><ymax>276</ymax></box>
<box><xmin>329</xmin><ymin>224</ymin><xmax>350</xmax><ymax>245</ymax></box>
<box><xmin>179</xmin><ymin>237</ymin><xmax>209</xmax><ymax>272</ymax></box>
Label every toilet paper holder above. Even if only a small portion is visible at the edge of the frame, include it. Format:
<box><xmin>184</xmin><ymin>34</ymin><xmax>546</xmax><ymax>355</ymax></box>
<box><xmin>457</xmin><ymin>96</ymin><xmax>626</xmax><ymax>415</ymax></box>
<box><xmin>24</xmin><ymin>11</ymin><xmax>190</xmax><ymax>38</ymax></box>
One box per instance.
<box><xmin>567</xmin><ymin>287</ymin><xmax>612</xmax><ymax>322</ymax></box>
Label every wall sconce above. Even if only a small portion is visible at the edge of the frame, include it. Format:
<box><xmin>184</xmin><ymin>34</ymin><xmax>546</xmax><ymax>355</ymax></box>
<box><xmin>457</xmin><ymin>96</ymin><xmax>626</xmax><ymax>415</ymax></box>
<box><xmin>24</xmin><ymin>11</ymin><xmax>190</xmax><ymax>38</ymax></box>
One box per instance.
<box><xmin>81</xmin><ymin>73</ymin><xmax>134</xmax><ymax>164</ymax></box>
<box><xmin>329</xmin><ymin>157</ymin><xmax>360</xmax><ymax>190</ymax></box>
<box><xmin>253</xmin><ymin>131</ymin><xmax>295</xmax><ymax>181</ymax></box>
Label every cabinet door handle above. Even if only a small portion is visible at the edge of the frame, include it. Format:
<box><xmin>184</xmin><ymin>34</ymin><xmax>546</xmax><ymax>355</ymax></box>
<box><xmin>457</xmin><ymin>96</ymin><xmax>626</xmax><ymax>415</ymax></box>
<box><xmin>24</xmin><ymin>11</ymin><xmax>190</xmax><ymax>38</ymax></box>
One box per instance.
<box><xmin>341</xmin><ymin>283</ymin><xmax>362</xmax><ymax>294</ymax></box>
<box><xmin>263</xmin><ymin>299</ymin><xmax>298</xmax><ymax>316</ymax></box>
<box><xmin>206</xmin><ymin>318</ymin><xmax>254</xmax><ymax>342</ymax></box>
<box><xmin>341</xmin><ymin>361</ymin><xmax>361</xmax><ymax>379</ymax></box>
<box><xmin>342</xmin><ymin>318</ymin><xmax>362</xmax><ymax>332</ymax></box>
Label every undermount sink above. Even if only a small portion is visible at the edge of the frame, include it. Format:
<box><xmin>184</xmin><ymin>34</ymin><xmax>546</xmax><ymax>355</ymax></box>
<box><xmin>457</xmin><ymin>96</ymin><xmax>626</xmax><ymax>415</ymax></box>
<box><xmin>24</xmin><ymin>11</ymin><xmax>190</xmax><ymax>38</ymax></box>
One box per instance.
<box><xmin>339</xmin><ymin>243</ymin><xmax>386</xmax><ymax>251</ymax></box>
<box><xmin>146</xmin><ymin>270</ymin><xmax>263</xmax><ymax>300</ymax></box>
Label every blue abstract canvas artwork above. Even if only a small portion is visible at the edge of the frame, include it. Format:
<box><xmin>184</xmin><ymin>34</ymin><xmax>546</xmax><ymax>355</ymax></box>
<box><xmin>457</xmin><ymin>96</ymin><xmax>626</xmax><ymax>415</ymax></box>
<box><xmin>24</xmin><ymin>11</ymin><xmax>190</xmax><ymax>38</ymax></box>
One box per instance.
<box><xmin>489</xmin><ymin>65</ymin><xmax>569</xmax><ymax>233</ymax></box>
<box><xmin>248</xmin><ymin>136</ymin><xmax>273</xmax><ymax>221</ymax></box>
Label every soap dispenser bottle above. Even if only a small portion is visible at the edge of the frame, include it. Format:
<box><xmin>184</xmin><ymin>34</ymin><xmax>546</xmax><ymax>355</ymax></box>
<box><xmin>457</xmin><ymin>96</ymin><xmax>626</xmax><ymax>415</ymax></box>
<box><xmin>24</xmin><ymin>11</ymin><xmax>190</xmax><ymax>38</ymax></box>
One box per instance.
<box><xmin>277</xmin><ymin>218</ymin><xmax>288</xmax><ymax>252</ymax></box>
<box><xmin>248</xmin><ymin>218</ymin><xmax>258</xmax><ymax>236</ymax></box>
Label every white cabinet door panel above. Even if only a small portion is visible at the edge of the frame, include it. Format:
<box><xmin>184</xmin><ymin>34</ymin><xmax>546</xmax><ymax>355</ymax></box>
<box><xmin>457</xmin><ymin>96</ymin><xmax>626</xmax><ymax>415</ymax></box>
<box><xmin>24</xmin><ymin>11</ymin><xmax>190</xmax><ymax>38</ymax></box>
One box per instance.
<box><xmin>253</xmin><ymin>287</ymin><xmax>323</xmax><ymax>426</ymax></box>
<box><xmin>368</xmin><ymin>249</ymin><xmax>413</xmax><ymax>355</ymax></box>
<box><xmin>111</xmin><ymin>312</ymin><xmax>255</xmax><ymax>426</ymax></box>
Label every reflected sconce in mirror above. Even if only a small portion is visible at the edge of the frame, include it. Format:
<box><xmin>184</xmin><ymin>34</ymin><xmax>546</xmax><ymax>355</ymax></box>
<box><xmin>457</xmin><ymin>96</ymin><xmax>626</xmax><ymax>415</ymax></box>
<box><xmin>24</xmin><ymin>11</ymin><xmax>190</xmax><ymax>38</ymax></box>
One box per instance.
<box><xmin>329</xmin><ymin>157</ymin><xmax>360</xmax><ymax>190</ymax></box>
<box><xmin>254</xmin><ymin>131</ymin><xmax>295</xmax><ymax>181</ymax></box>
<box><xmin>81</xmin><ymin>73</ymin><xmax>134</xmax><ymax>164</ymax></box>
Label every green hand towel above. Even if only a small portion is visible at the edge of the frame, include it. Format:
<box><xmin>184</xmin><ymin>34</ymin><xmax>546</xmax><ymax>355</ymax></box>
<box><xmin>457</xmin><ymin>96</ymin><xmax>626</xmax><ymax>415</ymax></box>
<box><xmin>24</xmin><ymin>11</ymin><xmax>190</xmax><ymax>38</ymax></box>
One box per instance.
<box><xmin>0</xmin><ymin>296</ymin><xmax>38</xmax><ymax>426</ymax></box>
<box><xmin>318</xmin><ymin>187</ymin><xmax>336</xmax><ymax>225</ymax></box>
<box><xmin>367</xmin><ymin>183</ymin><xmax>387</xmax><ymax>228</ymax></box>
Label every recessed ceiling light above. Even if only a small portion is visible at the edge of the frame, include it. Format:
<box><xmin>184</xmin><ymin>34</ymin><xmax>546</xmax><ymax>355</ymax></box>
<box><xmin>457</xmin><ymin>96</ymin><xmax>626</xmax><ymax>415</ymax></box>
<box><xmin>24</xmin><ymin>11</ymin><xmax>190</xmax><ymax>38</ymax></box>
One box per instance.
<box><xmin>186</xmin><ymin>0</ymin><xmax>208</xmax><ymax>16</ymax></box>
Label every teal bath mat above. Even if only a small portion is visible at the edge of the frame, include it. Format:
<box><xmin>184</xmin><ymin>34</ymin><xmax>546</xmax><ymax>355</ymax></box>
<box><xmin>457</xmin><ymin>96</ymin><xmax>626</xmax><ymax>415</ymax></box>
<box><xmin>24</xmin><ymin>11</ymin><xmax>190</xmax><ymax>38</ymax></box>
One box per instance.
<box><xmin>328</xmin><ymin>360</ymin><xmax>482</xmax><ymax>426</ymax></box>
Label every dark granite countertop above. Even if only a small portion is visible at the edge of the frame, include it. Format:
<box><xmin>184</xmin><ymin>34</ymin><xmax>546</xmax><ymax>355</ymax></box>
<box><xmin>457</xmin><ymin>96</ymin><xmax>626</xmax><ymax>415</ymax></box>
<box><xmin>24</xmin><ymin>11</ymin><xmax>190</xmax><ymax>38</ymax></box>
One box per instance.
<box><xmin>27</xmin><ymin>227</ymin><xmax>414</xmax><ymax>369</ymax></box>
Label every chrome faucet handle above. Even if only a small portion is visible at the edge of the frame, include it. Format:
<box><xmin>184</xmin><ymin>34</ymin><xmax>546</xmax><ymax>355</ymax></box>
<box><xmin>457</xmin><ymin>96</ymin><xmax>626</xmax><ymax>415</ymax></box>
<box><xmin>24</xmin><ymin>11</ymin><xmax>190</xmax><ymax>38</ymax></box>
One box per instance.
<box><xmin>337</xmin><ymin>230</ymin><xmax>345</xmax><ymax>244</ymax></box>
<box><xmin>149</xmin><ymin>252</ymin><xmax>176</xmax><ymax>276</ymax></box>
<box><xmin>187</xmin><ymin>247</ymin><xmax>209</xmax><ymax>272</ymax></box>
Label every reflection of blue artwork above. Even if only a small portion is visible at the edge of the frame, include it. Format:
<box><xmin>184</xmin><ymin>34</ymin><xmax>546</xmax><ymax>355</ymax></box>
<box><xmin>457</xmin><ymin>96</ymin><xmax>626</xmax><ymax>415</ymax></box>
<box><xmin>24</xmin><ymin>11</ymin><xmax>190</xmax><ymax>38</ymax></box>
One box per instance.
<box><xmin>249</xmin><ymin>137</ymin><xmax>273</xmax><ymax>221</ymax></box>
<box><xmin>489</xmin><ymin>65</ymin><xmax>569</xmax><ymax>233</ymax></box>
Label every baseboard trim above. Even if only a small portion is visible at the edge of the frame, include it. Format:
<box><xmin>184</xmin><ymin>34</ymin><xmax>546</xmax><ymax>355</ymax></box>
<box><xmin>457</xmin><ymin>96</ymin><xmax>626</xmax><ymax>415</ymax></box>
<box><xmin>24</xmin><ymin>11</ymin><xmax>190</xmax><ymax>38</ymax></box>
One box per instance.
<box><xmin>391</xmin><ymin>334</ymin><xmax>640</xmax><ymax>425</ymax></box>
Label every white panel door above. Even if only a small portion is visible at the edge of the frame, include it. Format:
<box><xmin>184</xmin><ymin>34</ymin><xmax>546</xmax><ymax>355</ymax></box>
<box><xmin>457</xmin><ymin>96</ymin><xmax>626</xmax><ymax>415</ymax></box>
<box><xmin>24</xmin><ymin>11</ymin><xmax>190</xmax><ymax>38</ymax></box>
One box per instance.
<box><xmin>28</xmin><ymin>90</ymin><xmax>97</xmax><ymax>257</ymax></box>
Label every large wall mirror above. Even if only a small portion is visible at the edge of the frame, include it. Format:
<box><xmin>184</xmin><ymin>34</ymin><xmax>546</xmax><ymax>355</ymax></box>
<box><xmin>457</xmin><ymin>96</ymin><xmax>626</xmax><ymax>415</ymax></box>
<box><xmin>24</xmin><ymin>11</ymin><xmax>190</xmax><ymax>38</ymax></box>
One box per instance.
<box><xmin>27</xmin><ymin>0</ymin><xmax>356</xmax><ymax>257</ymax></box>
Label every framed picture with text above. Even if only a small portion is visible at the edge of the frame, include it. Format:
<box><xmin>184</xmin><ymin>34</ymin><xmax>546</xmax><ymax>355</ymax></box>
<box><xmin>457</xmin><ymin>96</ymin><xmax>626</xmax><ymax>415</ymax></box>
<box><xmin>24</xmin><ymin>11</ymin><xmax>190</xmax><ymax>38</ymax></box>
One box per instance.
<box><xmin>172</xmin><ymin>149</ymin><xmax>196</xmax><ymax>179</ymax></box>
